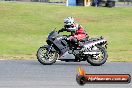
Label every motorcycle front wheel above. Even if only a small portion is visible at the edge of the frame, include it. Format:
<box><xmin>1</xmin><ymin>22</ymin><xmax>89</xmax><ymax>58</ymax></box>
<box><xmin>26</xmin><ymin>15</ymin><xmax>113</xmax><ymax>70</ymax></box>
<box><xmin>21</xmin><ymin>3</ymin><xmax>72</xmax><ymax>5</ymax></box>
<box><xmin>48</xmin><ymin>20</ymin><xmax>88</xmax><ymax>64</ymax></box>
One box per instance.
<box><xmin>87</xmin><ymin>46</ymin><xmax>108</xmax><ymax>66</ymax></box>
<box><xmin>37</xmin><ymin>47</ymin><xmax>58</xmax><ymax>65</ymax></box>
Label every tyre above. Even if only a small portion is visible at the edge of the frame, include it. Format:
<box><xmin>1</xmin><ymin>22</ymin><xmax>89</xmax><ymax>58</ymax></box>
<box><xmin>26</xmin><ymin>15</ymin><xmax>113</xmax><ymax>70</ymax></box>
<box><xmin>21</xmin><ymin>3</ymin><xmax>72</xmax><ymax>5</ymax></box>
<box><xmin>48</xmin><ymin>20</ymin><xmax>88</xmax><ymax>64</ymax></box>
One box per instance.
<box><xmin>37</xmin><ymin>47</ymin><xmax>58</xmax><ymax>65</ymax></box>
<box><xmin>87</xmin><ymin>46</ymin><xmax>108</xmax><ymax>66</ymax></box>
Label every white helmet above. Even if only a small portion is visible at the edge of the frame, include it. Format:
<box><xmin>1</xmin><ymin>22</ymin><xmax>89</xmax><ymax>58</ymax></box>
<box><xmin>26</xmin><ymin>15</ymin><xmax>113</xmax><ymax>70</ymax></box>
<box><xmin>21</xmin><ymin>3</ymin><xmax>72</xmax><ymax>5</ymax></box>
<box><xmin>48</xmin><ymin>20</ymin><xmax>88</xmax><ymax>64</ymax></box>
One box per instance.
<box><xmin>64</xmin><ymin>17</ymin><xmax>74</xmax><ymax>25</ymax></box>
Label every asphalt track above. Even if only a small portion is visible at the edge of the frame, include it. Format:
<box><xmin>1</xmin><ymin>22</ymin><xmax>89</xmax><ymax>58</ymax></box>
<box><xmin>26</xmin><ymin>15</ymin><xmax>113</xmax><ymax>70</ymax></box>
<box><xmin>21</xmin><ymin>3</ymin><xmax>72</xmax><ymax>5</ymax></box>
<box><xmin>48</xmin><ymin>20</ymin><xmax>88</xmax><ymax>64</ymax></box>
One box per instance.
<box><xmin>0</xmin><ymin>60</ymin><xmax>131</xmax><ymax>88</ymax></box>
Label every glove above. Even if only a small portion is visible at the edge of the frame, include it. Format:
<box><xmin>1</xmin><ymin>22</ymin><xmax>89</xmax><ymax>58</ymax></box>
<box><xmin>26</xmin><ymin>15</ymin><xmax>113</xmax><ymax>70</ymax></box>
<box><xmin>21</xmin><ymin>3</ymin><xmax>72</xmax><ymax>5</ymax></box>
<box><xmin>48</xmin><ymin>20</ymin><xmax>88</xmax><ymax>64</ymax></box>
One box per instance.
<box><xmin>58</xmin><ymin>30</ymin><xmax>61</xmax><ymax>33</ymax></box>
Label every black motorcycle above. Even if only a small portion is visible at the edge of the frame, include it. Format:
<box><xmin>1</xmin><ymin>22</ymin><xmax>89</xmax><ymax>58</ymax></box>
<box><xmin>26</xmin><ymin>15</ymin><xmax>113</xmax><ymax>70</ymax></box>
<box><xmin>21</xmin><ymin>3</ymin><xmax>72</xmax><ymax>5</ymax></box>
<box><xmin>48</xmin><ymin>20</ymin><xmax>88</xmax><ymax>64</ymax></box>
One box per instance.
<box><xmin>36</xmin><ymin>30</ymin><xmax>108</xmax><ymax>66</ymax></box>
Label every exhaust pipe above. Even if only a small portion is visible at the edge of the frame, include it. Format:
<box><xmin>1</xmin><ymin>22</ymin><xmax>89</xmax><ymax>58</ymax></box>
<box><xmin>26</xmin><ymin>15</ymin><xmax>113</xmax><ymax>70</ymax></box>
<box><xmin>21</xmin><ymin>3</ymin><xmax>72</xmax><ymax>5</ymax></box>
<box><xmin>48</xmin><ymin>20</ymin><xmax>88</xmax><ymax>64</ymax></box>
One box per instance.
<box><xmin>83</xmin><ymin>52</ymin><xmax>100</xmax><ymax>55</ymax></box>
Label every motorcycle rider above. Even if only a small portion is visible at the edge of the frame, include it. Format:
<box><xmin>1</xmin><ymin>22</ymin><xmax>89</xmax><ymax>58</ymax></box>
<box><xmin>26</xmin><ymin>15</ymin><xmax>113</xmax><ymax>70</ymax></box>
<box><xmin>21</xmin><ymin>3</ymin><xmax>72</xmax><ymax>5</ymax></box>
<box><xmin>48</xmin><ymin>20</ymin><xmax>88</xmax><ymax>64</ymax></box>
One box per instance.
<box><xmin>58</xmin><ymin>17</ymin><xmax>88</xmax><ymax>49</ymax></box>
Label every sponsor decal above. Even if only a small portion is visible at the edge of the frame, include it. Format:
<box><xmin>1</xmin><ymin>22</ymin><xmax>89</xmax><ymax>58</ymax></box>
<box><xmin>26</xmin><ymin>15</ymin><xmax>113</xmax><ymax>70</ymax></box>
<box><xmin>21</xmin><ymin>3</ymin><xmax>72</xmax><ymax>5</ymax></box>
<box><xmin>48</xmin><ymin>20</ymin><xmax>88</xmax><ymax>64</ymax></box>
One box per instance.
<box><xmin>76</xmin><ymin>67</ymin><xmax>131</xmax><ymax>85</ymax></box>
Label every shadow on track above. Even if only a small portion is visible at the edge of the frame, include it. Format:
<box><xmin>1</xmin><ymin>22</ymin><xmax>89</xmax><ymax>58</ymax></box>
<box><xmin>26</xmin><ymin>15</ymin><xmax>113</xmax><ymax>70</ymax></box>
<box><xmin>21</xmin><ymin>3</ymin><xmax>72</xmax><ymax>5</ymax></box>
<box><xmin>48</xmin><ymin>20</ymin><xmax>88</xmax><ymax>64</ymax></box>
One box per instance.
<box><xmin>29</xmin><ymin>60</ymin><xmax>105</xmax><ymax>67</ymax></box>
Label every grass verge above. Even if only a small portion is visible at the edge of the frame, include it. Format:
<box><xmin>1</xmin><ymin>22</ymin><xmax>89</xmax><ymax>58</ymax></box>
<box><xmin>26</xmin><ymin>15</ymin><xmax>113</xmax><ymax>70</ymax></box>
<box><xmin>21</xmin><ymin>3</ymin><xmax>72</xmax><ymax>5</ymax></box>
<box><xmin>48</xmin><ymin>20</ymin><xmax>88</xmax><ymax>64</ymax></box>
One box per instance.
<box><xmin>0</xmin><ymin>2</ymin><xmax>132</xmax><ymax>61</ymax></box>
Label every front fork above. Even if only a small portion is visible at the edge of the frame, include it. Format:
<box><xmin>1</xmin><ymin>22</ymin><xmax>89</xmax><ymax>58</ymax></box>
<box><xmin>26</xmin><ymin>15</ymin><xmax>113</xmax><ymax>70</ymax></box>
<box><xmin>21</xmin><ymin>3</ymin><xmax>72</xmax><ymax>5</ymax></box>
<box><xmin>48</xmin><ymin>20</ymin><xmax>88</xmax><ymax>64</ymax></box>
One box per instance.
<box><xmin>45</xmin><ymin>44</ymin><xmax>53</xmax><ymax>59</ymax></box>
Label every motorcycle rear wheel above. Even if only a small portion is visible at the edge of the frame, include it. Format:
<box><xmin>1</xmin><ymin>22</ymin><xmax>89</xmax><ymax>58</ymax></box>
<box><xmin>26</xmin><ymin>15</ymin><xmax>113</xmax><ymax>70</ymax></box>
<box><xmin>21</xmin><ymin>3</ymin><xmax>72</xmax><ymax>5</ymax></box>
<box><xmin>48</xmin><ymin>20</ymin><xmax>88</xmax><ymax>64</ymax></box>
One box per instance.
<box><xmin>37</xmin><ymin>47</ymin><xmax>58</xmax><ymax>65</ymax></box>
<box><xmin>87</xmin><ymin>46</ymin><xmax>108</xmax><ymax>66</ymax></box>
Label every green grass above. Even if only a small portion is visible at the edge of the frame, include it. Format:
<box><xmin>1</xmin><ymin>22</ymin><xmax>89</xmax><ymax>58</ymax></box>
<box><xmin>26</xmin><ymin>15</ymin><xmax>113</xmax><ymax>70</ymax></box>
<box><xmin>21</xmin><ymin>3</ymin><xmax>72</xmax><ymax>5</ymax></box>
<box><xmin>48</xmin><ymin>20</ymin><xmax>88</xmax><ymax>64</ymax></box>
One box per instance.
<box><xmin>0</xmin><ymin>2</ymin><xmax>132</xmax><ymax>61</ymax></box>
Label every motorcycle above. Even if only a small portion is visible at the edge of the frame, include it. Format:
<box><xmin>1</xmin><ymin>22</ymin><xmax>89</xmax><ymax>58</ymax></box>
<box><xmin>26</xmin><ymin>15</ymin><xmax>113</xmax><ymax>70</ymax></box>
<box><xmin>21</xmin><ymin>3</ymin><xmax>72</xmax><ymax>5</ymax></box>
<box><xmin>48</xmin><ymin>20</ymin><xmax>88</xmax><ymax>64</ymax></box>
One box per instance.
<box><xmin>36</xmin><ymin>30</ymin><xmax>108</xmax><ymax>66</ymax></box>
